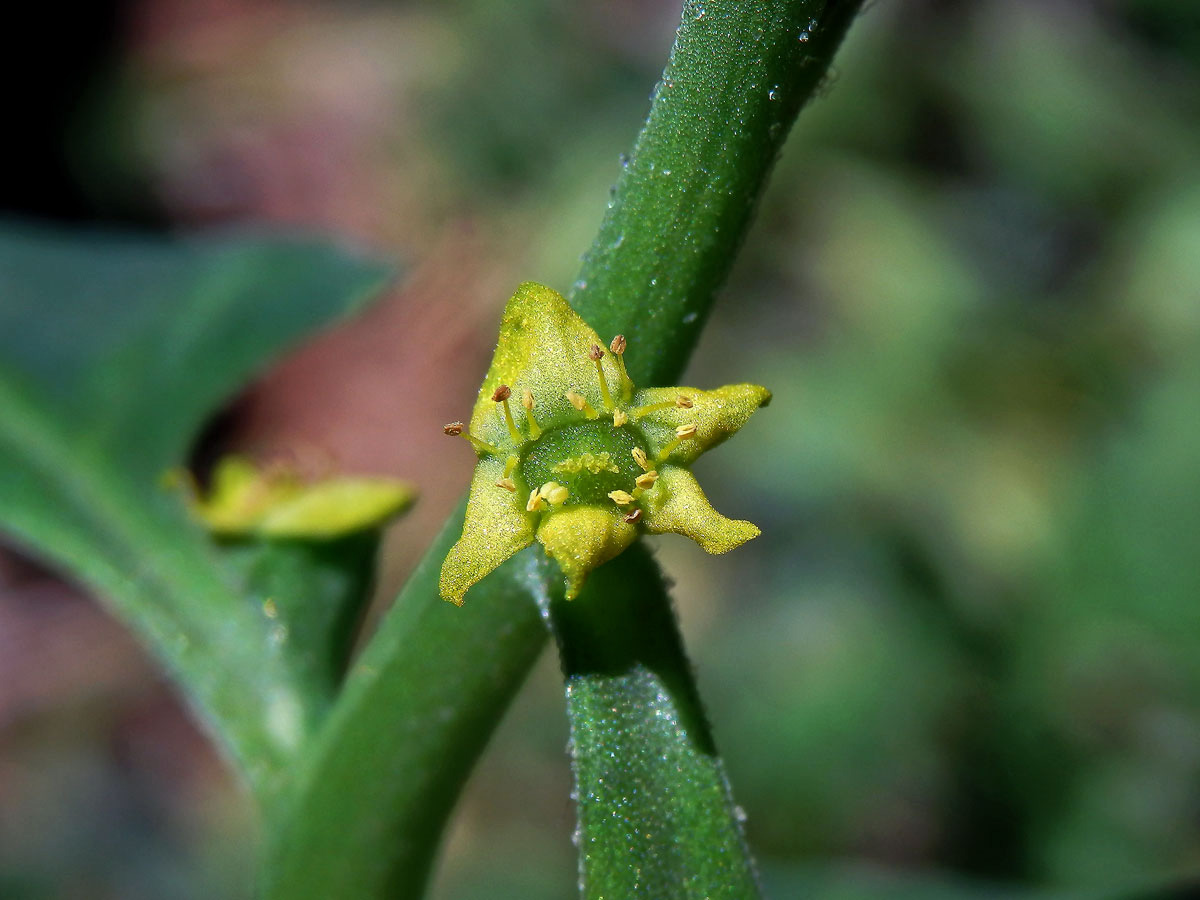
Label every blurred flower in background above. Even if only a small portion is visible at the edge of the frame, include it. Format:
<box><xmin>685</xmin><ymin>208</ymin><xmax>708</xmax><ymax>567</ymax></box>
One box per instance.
<box><xmin>4</xmin><ymin>0</ymin><xmax>1200</xmax><ymax>897</ymax></box>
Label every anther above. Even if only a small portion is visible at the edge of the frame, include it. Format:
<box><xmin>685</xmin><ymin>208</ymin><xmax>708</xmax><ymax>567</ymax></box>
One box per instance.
<box><xmin>539</xmin><ymin>482</ymin><xmax>569</xmax><ymax>506</ymax></box>
<box><xmin>527</xmin><ymin>489</ymin><xmax>545</xmax><ymax>512</ymax></box>
<box><xmin>657</xmin><ymin>423</ymin><xmax>698</xmax><ymax>461</ymax></box>
<box><xmin>623</xmin><ymin>508</ymin><xmax>643</xmax><ymax>524</ymax></box>
<box><xmin>566</xmin><ymin>390</ymin><xmax>599</xmax><ymax>420</ymax></box>
<box><xmin>444</xmin><ymin>421</ymin><xmax>500</xmax><ymax>456</ymax></box>
<box><xmin>676</xmin><ymin>394</ymin><xmax>694</xmax><ymax>409</ymax></box>
<box><xmin>521</xmin><ymin>388</ymin><xmax>542</xmax><ymax>438</ymax></box>
<box><xmin>608</xmin><ymin>490</ymin><xmax>635</xmax><ymax>507</ymax></box>
<box><xmin>496</xmin><ymin>478</ymin><xmax>516</xmax><ymax>492</ymax></box>
<box><xmin>493</xmin><ymin>384</ymin><xmax>524</xmax><ymax>444</ymax></box>
<box><xmin>635</xmin><ymin>471</ymin><xmax>658</xmax><ymax>490</ymax></box>
<box><xmin>589</xmin><ymin>345</ymin><xmax>614</xmax><ymax>411</ymax></box>
<box><xmin>610</xmin><ymin>334</ymin><xmax>633</xmax><ymax>398</ymax></box>
<box><xmin>632</xmin><ymin>447</ymin><xmax>651</xmax><ymax>471</ymax></box>
<box><xmin>613</xmin><ymin>408</ymin><xmax>628</xmax><ymax>427</ymax></box>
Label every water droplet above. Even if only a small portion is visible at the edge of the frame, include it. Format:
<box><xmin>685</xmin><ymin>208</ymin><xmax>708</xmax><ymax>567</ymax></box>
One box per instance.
<box><xmin>618</xmin><ymin>153</ymin><xmax>630</xmax><ymax>168</ymax></box>
<box><xmin>768</xmin><ymin>86</ymin><xmax>779</xmax><ymax>101</ymax></box>
<box><xmin>694</xmin><ymin>7</ymin><xmax>705</xmax><ymax>19</ymax></box>
<box><xmin>574</xmin><ymin>279</ymin><xmax>588</xmax><ymax>291</ymax></box>
<box><xmin>611</xmin><ymin>233</ymin><xmax>625</xmax><ymax>249</ymax></box>
<box><xmin>682</xmin><ymin>311</ymin><xmax>698</xmax><ymax>324</ymax></box>
<box><xmin>662</xmin><ymin>168</ymin><xmax>672</xmax><ymax>176</ymax></box>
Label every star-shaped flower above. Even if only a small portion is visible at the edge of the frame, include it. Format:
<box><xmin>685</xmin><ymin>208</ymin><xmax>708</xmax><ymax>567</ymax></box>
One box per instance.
<box><xmin>440</xmin><ymin>282</ymin><xmax>770</xmax><ymax>604</ymax></box>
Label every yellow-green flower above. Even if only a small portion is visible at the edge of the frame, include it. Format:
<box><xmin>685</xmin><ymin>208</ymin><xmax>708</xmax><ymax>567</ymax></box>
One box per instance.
<box><xmin>440</xmin><ymin>282</ymin><xmax>769</xmax><ymax>604</ymax></box>
<box><xmin>172</xmin><ymin>455</ymin><xmax>415</xmax><ymax>540</ymax></box>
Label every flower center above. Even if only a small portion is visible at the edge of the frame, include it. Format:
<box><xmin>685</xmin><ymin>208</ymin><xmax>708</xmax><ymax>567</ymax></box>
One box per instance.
<box><xmin>521</xmin><ymin>422</ymin><xmax>643</xmax><ymax>505</ymax></box>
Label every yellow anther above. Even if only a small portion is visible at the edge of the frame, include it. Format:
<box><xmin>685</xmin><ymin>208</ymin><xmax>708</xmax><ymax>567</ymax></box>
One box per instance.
<box><xmin>444</xmin><ymin>421</ymin><xmax>500</xmax><ymax>456</ymax></box>
<box><xmin>657</xmin><ymin>423</ymin><xmax>698</xmax><ymax>461</ymax></box>
<box><xmin>608</xmin><ymin>490</ymin><xmax>635</xmax><ymax>507</ymax></box>
<box><xmin>540</xmin><ymin>482</ymin><xmax>569</xmax><ymax>505</ymax></box>
<box><xmin>589</xmin><ymin>344</ymin><xmax>614</xmax><ymax>411</ymax></box>
<box><xmin>632</xmin><ymin>447</ymin><xmax>650</xmax><ymax>471</ymax></box>
<box><xmin>521</xmin><ymin>388</ymin><xmax>542</xmax><ymax>438</ymax></box>
<box><xmin>493</xmin><ymin>384</ymin><xmax>524</xmax><ymax>444</ymax></box>
<box><xmin>623</xmin><ymin>508</ymin><xmax>643</xmax><ymax>524</ymax></box>
<box><xmin>496</xmin><ymin>478</ymin><xmax>516</xmax><ymax>492</ymax></box>
<box><xmin>635</xmin><ymin>471</ymin><xmax>658</xmax><ymax>490</ymax></box>
<box><xmin>526</xmin><ymin>489</ymin><xmax>545</xmax><ymax>512</ymax></box>
<box><xmin>566</xmin><ymin>390</ymin><xmax>599</xmax><ymax>420</ymax></box>
<box><xmin>609</xmin><ymin>334</ymin><xmax>633</xmax><ymax>399</ymax></box>
<box><xmin>613</xmin><ymin>408</ymin><xmax>628</xmax><ymax>427</ymax></box>
<box><xmin>676</xmin><ymin>394</ymin><xmax>694</xmax><ymax>409</ymax></box>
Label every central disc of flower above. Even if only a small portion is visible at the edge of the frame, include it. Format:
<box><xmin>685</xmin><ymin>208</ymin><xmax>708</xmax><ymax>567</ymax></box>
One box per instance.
<box><xmin>520</xmin><ymin>421</ymin><xmax>643</xmax><ymax>506</ymax></box>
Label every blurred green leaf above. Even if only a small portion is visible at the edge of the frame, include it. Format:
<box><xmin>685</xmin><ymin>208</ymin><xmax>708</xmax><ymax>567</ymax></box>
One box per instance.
<box><xmin>0</xmin><ymin>222</ymin><xmax>392</xmax><ymax>792</ymax></box>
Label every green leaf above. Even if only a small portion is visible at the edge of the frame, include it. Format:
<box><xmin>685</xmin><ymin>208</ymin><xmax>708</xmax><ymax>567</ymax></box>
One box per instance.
<box><xmin>0</xmin><ymin>221</ymin><xmax>392</xmax><ymax>792</ymax></box>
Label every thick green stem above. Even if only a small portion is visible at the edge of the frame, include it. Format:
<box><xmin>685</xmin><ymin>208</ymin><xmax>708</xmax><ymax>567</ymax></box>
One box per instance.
<box><xmin>573</xmin><ymin>0</ymin><xmax>864</xmax><ymax>386</ymax></box>
<box><xmin>266</xmin><ymin>1</ymin><xmax>862</xmax><ymax>897</ymax></box>
<box><xmin>559</xmin><ymin>1</ymin><xmax>863</xmax><ymax>895</ymax></box>
<box><xmin>547</xmin><ymin>544</ymin><xmax>762</xmax><ymax>899</ymax></box>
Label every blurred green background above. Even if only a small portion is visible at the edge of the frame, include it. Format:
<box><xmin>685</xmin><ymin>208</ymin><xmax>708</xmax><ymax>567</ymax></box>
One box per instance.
<box><xmin>4</xmin><ymin>0</ymin><xmax>1200</xmax><ymax>898</ymax></box>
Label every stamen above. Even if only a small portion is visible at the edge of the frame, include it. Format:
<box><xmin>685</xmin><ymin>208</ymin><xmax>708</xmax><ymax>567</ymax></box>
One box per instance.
<box><xmin>539</xmin><ymin>482</ymin><xmax>569</xmax><ymax>505</ymax></box>
<box><xmin>612</xmin><ymin>408</ymin><xmax>628</xmax><ymax>427</ymax></box>
<box><xmin>496</xmin><ymin>478</ymin><xmax>516</xmax><ymax>492</ymax></box>
<box><xmin>631</xmin><ymin>394</ymin><xmax>693</xmax><ymax>418</ymax></box>
<box><xmin>609</xmin><ymin>334</ymin><xmax>633</xmax><ymax>398</ymax></box>
<box><xmin>589</xmin><ymin>344</ymin><xmax>614</xmax><ymax>411</ymax></box>
<box><xmin>657</xmin><ymin>423</ymin><xmax>698</xmax><ymax>461</ymax></box>
<box><xmin>566</xmin><ymin>390</ymin><xmax>599</xmax><ymax>420</ymax></box>
<box><xmin>526</xmin><ymin>489</ymin><xmax>545</xmax><ymax>512</ymax></box>
<box><xmin>444</xmin><ymin>421</ymin><xmax>500</xmax><ymax>456</ymax></box>
<box><xmin>623</xmin><ymin>508</ymin><xmax>643</xmax><ymax>524</ymax></box>
<box><xmin>493</xmin><ymin>384</ymin><xmax>524</xmax><ymax>444</ymax></box>
<box><xmin>632</xmin><ymin>447</ymin><xmax>651</xmax><ymax>471</ymax></box>
<box><xmin>503</xmin><ymin>455</ymin><xmax>519</xmax><ymax>479</ymax></box>
<box><xmin>521</xmin><ymin>389</ymin><xmax>542</xmax><ymax>438</ymax></box>
<box><xmin>608</xmin><ymin>490</ymin><xmax>635</xmax><ymax>507</ymax></box>
<box><xmin>635</xmin><ymin>471</ymin><xmax>658</xmax><ymax>490</ymax></box>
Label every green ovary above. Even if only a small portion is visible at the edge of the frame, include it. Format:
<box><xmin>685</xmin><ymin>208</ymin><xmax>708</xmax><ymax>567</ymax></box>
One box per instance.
<box><xmin>520</xmin><ymin>422</ymin><xmax>643</xmax><ymax>505</ymax></box>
